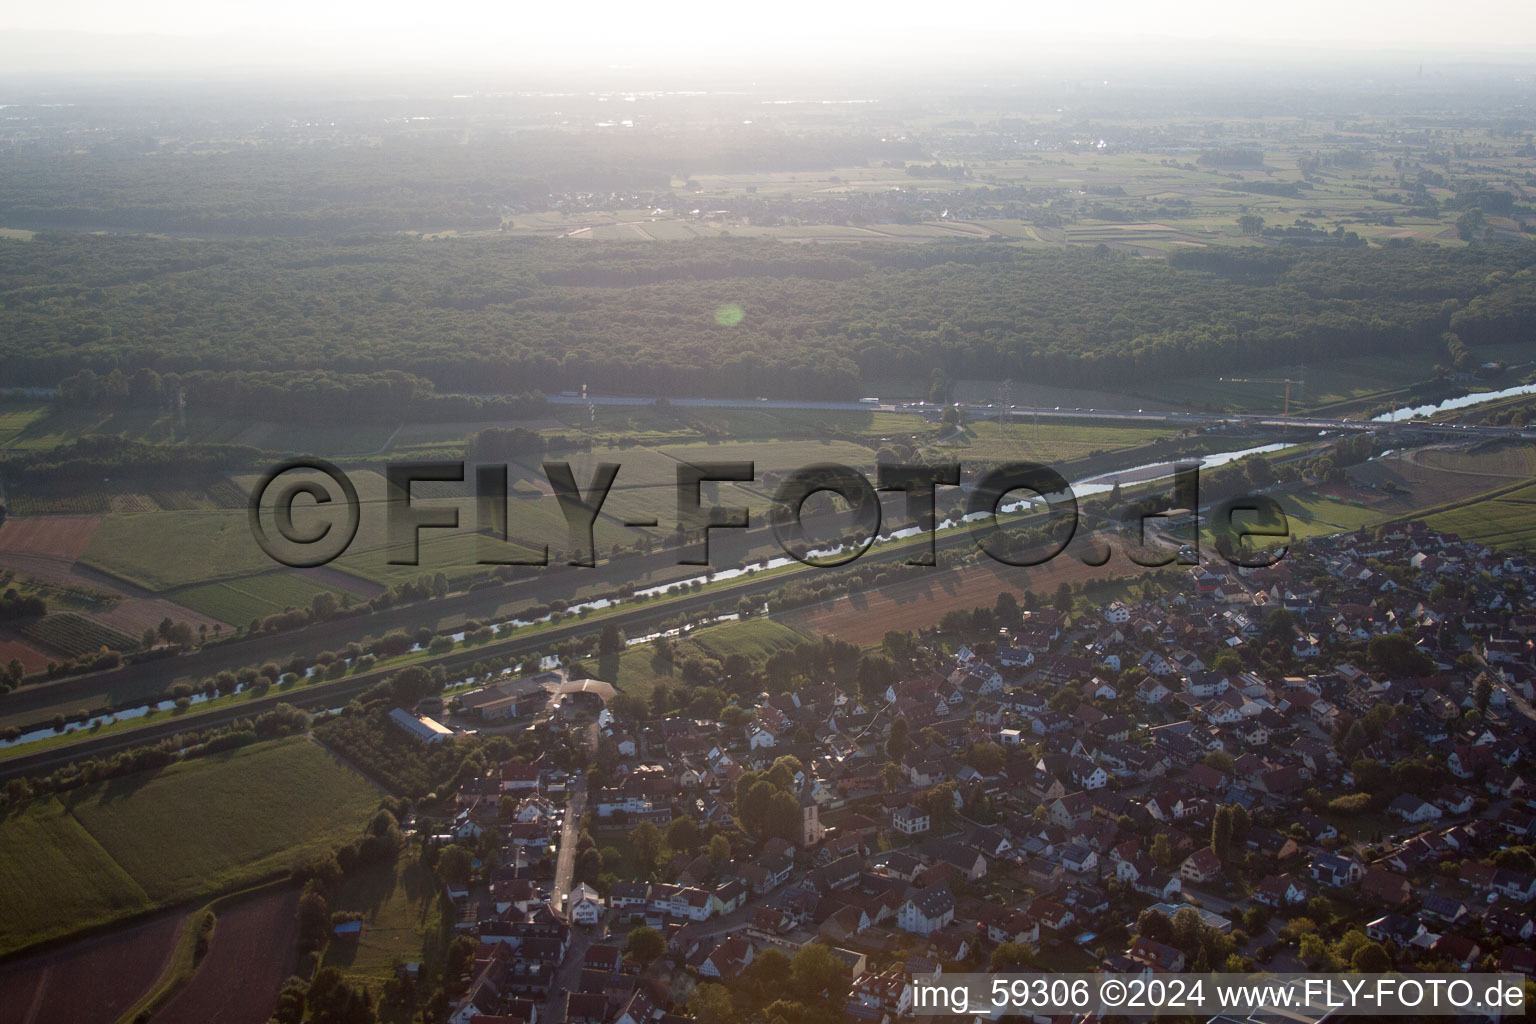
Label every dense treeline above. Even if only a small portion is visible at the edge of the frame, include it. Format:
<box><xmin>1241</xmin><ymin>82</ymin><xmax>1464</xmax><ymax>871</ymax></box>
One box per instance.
<box><xmin>0</xmin><ymin>131</ymin><xmax>917</xmax><ymax>236</ymax></box>
<box><xmin>312</xmin><ymin>707</ymin><xmax>478</xmax><ymax>798</ymax></box>
<box><xmin>0</xmin><ymin>436</ymin><xmax>261</xmax><ymax>485</ymax></box>
<box><xmin>4</xmin><ymin>234</ymin><xmax>1535</xmax><ymax>397</ymax></box>
<box><xmin>0</xmin><ymin>589</ymin><xmax>47</xmax><ymax>621</ymax></box>
<box><xmin>56</xmin><ymin>367</ymin><xmax>549</xmax><ymax>425</ymax></box>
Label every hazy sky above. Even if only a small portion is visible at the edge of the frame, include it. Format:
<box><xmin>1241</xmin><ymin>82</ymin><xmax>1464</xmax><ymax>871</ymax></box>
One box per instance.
<box><xmin>7</xmin><ymin>0</ymin><xmax>1536</xmax><ymax>48</ymax></box>
<box><xmin>4</xmin><ymin>0</ymin><xmax>1535</xmax><ymax>75</ymax></box>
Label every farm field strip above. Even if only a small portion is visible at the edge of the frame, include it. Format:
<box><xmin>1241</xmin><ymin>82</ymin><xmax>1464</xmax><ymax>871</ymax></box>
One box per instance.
<box><xmin>0</xmin><ymin>737</ymin><xmax>379</xmax><ymax>955</ymax></box>
<box><xmin>1422</xmin><ymin>480</ymin><xmax>1536</xmax><ymax>552</ymax></box>
<box><xmin>320</xmin><ymin>855</ymin><xmax>447</xmax><ymax>988</ymax></box>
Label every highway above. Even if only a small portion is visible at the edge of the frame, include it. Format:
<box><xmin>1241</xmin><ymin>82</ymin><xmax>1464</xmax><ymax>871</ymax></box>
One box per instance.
<box><xmin>0</xmin><ymin>428</ymin><xmax>1177</xmax><ymax>734</ymax></box>
<box><xmin>0</xmin><ymin>508</ymin><xmax>1027</xmax><ymax>781</ymax></box>
<box><xmin>5</xmin><ymin>383</ymin><xmax>1529</xmax><ymax>762</ymax></box>
<box><xmin>545</xmin><ymin>391</ymin><xmax>1536</xmax><ymax>441</ymax></box>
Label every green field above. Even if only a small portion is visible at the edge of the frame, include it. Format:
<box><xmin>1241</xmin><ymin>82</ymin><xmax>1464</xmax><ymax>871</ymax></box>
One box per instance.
<box><xmin>1275</xmin><ymin>492</ymin><xmax>1399</xmax><ymax>538</ymax></box>
<box><xmin>229</xmin><ymin>419</ymin><xmax>398</xmax><ymax>456</ymax></box>
<box><xmin>0</xmin><ymin>403</ymin><xmax>48</xmax><ymax>447</ymax></box>
<box><xmin>81</xmin><ymin>510</ymin><xmax>274</xmax><ymax>590</ymax></box>
<box><xmin>79</xmin><ymin>468</ymin><xmax>573</xmax><ymax>594</ymax></box>
<box><xmin>581</xmin><ymin>617</ymin><xmax>806</xmax><ymax>701</ymax></box>
<box><xmin>173</xmin><ymin>574</ymin><xmax>370</xmax><ymax>626</ymax></box>
<box><xmin>686</xmin><ymin>618</ymin><xmax>806</xmax><ymax>662</ymax></box>
<box><xmin>0</xmin><ymin>737</ymin><xmax>379</xmax><ymax>954</ymax></box>
<box><xmin>66</xmin><ymin>738</ymin><xmax>380</xmax><ymax>904</ymax></box>
<box><xmin>0</xmin><ymin>797</ymin><xmax>153</xmax><ymax>955</ymax></box>
<box><xmin>931</xmin><ymin>419</ymin><xmax>1173</xmax><ymax>463</ymax></box>
<box><xmin>1423</xmin><ymin>481</ymin><xmax>1536</xmax><ymax>552</ymax></box>
<box><xmin>322</xmin><ymin>854</ymin><xmax>448</xmax><ymax>988</ymax></box>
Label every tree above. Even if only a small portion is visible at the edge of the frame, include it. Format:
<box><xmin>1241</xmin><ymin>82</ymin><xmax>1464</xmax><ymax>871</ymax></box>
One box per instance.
<box><xmin>1456</xmin><ymin>207</ymin><xmax>1485</xmax><ymax>241</ymax></box>
<box><xmin>1212</xmin><ymin>805</ymin><xmax>1233</xmax><ymax>860</ymax></box>
<box><xmin>1238</xmin><ymin>213</ymin><xmax>1266</xmax><ymax>236</ymax></box>
<box><xmin>748</xmin><ymin>947</ymin><xmax>792</xmax><ymax>990</ymax></box>
<box><xmin>297</xmin><ymin>885</ymin><xmax>331</xmax><ymax>952</ymax></box>
<box><xmin>1474</xmin><ymin>674</ymin><xmax>1493</xmax><ymax>713</ymax></box>
<box><xmin>990</xmin><ymin>941</ymin><xmax>1034</xmax><ymax>971</ymax></box>
<box><xmin>599</xmin><ymin>622</ymin><xmax>625</xmax><ymax>655</ymax></box>
<box><xmin>311</xmin><ymin>591</ymin><xmax>338</xmax><ymax>620</ymax></box>
<box><xmin>390</xmin><ymin>665</ymin><xmax>435</xmax><ymax>705</ymax></box>
<box><xmin>928</xmin><ymin>368</ymin><xmax>948</xmax><ymax>406</ymax></box>
<box><xmin>272</xmin><ymin>976</ymin><xmax>309</xmax><ymax>1024</ymax></box>
<box><xmin>966</xmin><ymin>742</ymin><xmax>1005</xmax><ymax>776</ymax></box>
<box><xmin>1229</xmin><ymin>803</ymin><xmax>1252</xmax><ymax>843</ymax></box>
<box><xmin>885</xmin><ymin>716</ymin><xmax>912</xmax><ymax>760</ymax></box>
<box><xmin>708</xmin><ymin>833</ymin><xmax>732</xmax><ymax>865</ymax></box>
<box><xmin>651</xmin><ymin>684</ymin><xmax>672</xmax><ymax>716</ymax></box>
<box><xmin>763</xmin><ymin>790</ymin><xmax>803</xmax><ymax>844</ymax></box>
<box><xmin>1054</xmin><ymin>582</ymin><xmax>1074</xmax><ymax>613</ymax></box>
<box><xmin>626</xmin><ymin>925</ymin><xmax>665</xmax><ymax>968</ymax></box>
<box><xmin>1264</xmin><ymin>607</ymin><xmax>1295</xmax><ymax>643</ymax></box>
<box><xmin>790</xmin><ymin>942</ymin><xmax>850</xmax><ymax>1003</ymax></box>
<box><xmin>917</xmin><ymin>781</ymin><xmax>960</xmax><ymax>833</ymax></box>
<box><xmin>1211</xmin><ymin>649</ymin><xmax>1243</xmax><ymax>676</ymax></box>
<box><xmin>435</xmin><ymin>844</ymin><xmax>474</xmax><ymax>887</ymax></box>
<box><xmin>1171</xmin><ymin>907</ymin><xmax>1205</xmax><ymax>956</ymax></box>
<box><xmin>1137</xmin><ymin>908</ymin><xmax>1173</xmax><ymax>944</ymax></box>
<box><xmin>856</xmin><ymin>653</ymin><xmax>898</xmax><ymax>698</ymax></box>
<box><xmin>1367</xmin><ymin>634</ymin><xmax>1432</xmax><ymax>677</ymax></box>
<box><xmin>1338</xmin><ymin>720</ymin><xmax>1370</xmax><ymax>760</ymax></box>
<box><xmin>667</xmin><ymin>816</ymin><xmax>701</xmax><ymax>854</ymax></box>
<box><xmin>689</xmin><ymin>983</ymin><xmax>736</xmax><ymax>1024</ymax></box>
<box><xmin>1151</xmin><ymin>833</ymin><xmax>1175</xmax><ymax>869</ymax></box>
<box><xmin>1350</xmin><ymin>940</ymin><xmax>1391</xmax><ymax>973</ymax></box>
<box><xmin>308</xmin><ymin>970</ymin><xmax>377</xmax><ymax>1024</ymax></box>
<box><xmin>1351</xmin><ymin>757</ymin><xmax>1390</xmax><ymax>793</ymax></box>
<box><xmin>574</xmin><ymin>847</ymin><xmax>604</xmax><ymax>885</ymax></box>
<box><xmin>630</xmin><ymin>822</ymin><xmax>662</xmax><ymax>873</ymax></box>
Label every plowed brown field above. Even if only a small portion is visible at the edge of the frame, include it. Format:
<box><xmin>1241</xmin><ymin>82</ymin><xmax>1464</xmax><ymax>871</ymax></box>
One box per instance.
<box><xmin>0</xmin><ymin>516</ymin><xmax>101</xmax><ymax>560</ymax></box>
<box><xmin>783</xmin><ymin>554</ymin><xmax>1146</xmax><ymax>645</ymax></box>
<box><xmin>151</xmin><ymin>887</ymin><xmax>298</xmax><ymax>1024</ymax></box>
<box><xmin>0</xmin><ymin>910</ymin><xmax>182</xmax><ymax>1024</ymax></box>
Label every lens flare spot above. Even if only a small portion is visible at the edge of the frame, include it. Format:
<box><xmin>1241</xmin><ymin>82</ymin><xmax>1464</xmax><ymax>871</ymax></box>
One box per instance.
<box><xmin>714</xmin><ymin>303</ymin><xmax>744</xmax><ymax>326</ymax></box>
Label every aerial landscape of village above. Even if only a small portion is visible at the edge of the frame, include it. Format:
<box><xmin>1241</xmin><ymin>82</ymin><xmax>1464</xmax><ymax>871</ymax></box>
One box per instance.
<box><xmin>2</xmin><ymin>5</ymin><xmax>1536</xmax><ymax>1023</ymax></box>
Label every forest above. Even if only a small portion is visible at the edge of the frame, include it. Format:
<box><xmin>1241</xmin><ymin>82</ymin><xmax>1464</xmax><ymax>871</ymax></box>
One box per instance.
<box><xmin>0</xmin><ymin>130</ymin><xmax>917</xmax><ymax>236</ymax></box>
<box><xmin>4</xmin><ymin>233</ymin><xmax>1535</xmax><ymax>398</ymax></box>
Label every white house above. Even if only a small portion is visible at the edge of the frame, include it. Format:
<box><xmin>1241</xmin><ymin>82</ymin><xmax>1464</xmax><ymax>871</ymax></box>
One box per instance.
<box><xmin>898</xmin><ymin>887</ymin><xmax>955</xmax><ymax>936</ymax></box>
<box><xmin>892</xmin><ymin>804</ymin><xmax>930</xmax><ymax>836</ymax></box>
<box><xmin>1061</xmin><ymin>842</ymin><xmax>1099</xmax><ymax>874</ymax></box>
<box><xmin>1388</xmin><ymin>794</ymin><xmax>1443</xmax><ymax>824</ymax></box>
<box><xmin>569</xmin><ymin>882</ymin><xmax>604</xmax><ymax>926</ymax></box>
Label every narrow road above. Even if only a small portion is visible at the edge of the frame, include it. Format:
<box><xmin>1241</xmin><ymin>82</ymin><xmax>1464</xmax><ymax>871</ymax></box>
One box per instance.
<box><xmin>542</xmin><ymin>721</ymin><xmax>599</xmax><ymax>1024</ymax></box>
<box><xmin>552</xmin><ymin>721</ymin><xmax>599</xmax><ymax>905</ymax></box>
<box><xmin>552</xmin><ymin>771</ymin><xmax>587</xmax><ymax>905</ymax></box>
